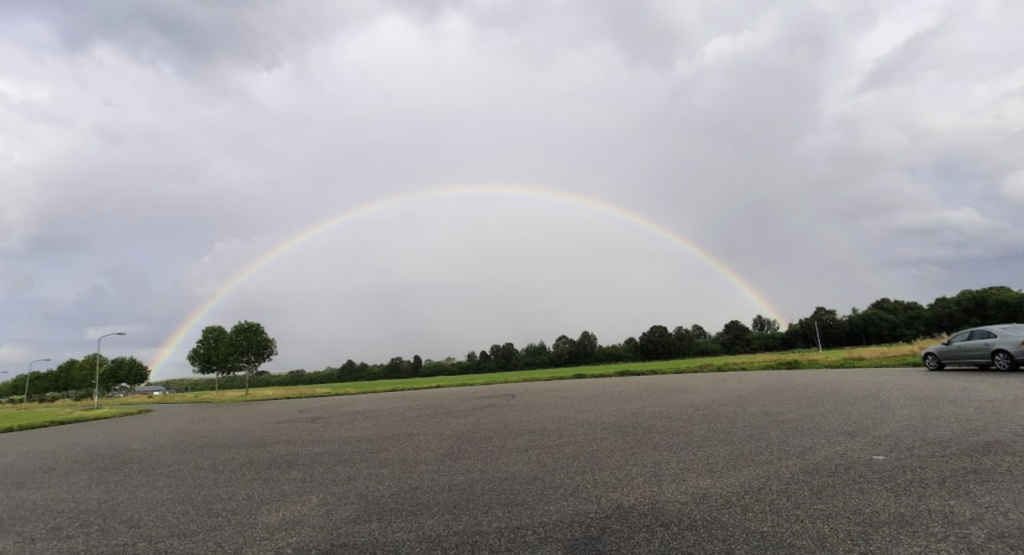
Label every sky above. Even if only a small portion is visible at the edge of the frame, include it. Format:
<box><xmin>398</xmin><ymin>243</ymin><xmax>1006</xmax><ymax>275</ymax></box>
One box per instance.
<box><xmin>1</xmin><ymin>0</ymin><xmax>1022</xmax><ymax>380</ymax></box>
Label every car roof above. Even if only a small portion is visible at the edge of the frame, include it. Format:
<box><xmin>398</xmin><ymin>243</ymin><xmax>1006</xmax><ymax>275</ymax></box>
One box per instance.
<box><xmin>956</xmin><ymin>324</ymin><xmax>1023</xmax><ymax>333</ymax></box>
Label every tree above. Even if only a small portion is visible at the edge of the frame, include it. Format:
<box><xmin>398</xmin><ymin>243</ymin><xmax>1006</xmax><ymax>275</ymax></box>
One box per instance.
<box><xmin>672</xmin><ymin>326</ymin><xmax>696</xmax><ymax>358</ymax></box>
<box><xmin>78</xmin><ymin>353</ymin><xmax>108</xmax><ymax>394</ymax></box>
<box><xmin>187</xmin><ymin>325</ymin><xmax>233</xmax><ymax>392</ymax></box>
<box><xmin>638</xmin><ymin>325</ymin><xmax>674</xmax><ymax>361</ymax></box>
<box><xmin>477</xmin><ymin>350</ymin><xmax>495</xmax><ymax>373</ymax></box>
<box><xmin>792</xmin><ymin>307</ymin><xmax>846</xmax><ymax>350</ymax></box>
<box><xmin>226</xmin><ymin>321</ymin><xmax>278</xmax><ymax>395</ymax></box>
<box><xmin>622</xmin><ymin>337</ymin><xmax>641</xmax><ymax>360</ymax></box>
<box><xmin>575</xmin><ymin>331</ymin><xmax>598</xmax><ymax>365</ymax></box>
<box><xmin>385</xmin><ymin>357</ymin><xmax>410</xmax><ymax>379</ymax></box>
<box><xmin>551</xmin><ymin>335</ymin><xmax>577</xmax><ymax>367</ymax></box>
<box><xmin>520</xmin><ymin>341</ymin><xmax>551</xmax><ymax>369</ymax></box>
<box><xmin>102</xmin><ymin>357</ymin><xmax>150</xmax><ymax>390</ymax></box>
<box><xmin>338</xmin><ymin>359</ymin><xmax>360</xmax><ymax>381</ymax></box>
<box><xmin>412</xmin><ymin>355</ymin><xmax>423</xmax><ymax>375</ymax></box>
<box><xmin>691</xmin><ymin>325</ymin><xmax>711</xmax><ymax>341</ymax></box>
<box><xmin>751</xmin><ymin>315</ymin><xmax>780</xmax><ymax>334</ymax></box>
<box><xmin>489</xmin><ymin>343</ymin><xmax>519</xmax><ymax>371</ymax></box>
<box><xmin>716</xmin><ymin>320</ymin><xmax>753</xmax><ymax>354</ymax></box>
<box><xmin>53</xmin><ymin>359</ymin><xmax>82</xmax><ymax>393</ymax></box>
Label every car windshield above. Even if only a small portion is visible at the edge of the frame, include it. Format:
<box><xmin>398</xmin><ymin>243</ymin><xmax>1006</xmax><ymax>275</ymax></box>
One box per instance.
<box><xmin>997</xmin><ymin>325</ymin><xmax>1024</xmax><ymax>336</ymax></box>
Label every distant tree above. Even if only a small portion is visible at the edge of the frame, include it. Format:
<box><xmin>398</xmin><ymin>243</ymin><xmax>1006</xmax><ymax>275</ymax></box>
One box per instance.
<box><xmin>751</xmin><ymin>315</ymin><xmax>780</xmax><ymax>334</ymax></box>
<box><xmin>385</xmin><ymin>357</ymin><xmax>409</xmax><ymax>378</ymax></box>
<box><xmin>102</xmin><ymin>356</ymin><xmax>150</xmax><ymax>390</ymax></box>
<box><xmin>226</xmin><ymin>321</ymin><xmax>278</xmax><ymax>395</ymax></box>
<box><xmin>690</xmin><ymin>325</ymin><xmax>711</xmax><ymax>341</ymax></box>
<box><xmin>575</xmin><ymin>331</ymin><xmax>599</xmax><ymax>365</ymax></box>
<box><xmin>477</xmin><ymin>350</ymin><xmax>495</xmax><ymax>373</ymax></box>
<box><xmin>53</xmin><ymin>359</ymin><xmax>82</xmax><ymax>393</ymax></box>
<box><xmin>489</xmin><ymin>343</ymin><xmax>519</xmax><ymax>371</ymax></box>
<box><xmin>338</xmin><ymin>359</ymin><xmax>359</xmax><ymax>382</ymax></box>
<box><xmin>412</xmin><ymin>355</ymin><xmax>423</xmax><ymax>375</ymax></box>
<box><xmin>187</xmin><ymin>325</ymin><xmax>233</xmax><ymax>392</ymax></box>
<box><xmin>796</xmin><ymin>307</ymin><xmax>845</xmax><ymax>350</ymax></box>
<box><xmin>716</xmin><ymin>320</ymin><xmax>753</xmax><ymax>354</ymax></box>
<box><xmin>520</xmin><ymin>341</ymin><xmax>551</xmax><ymax>369</ymax></box>
<box><xmin>622</xmin><ymin>337</ymin><xmax>641</xmax><ymax>360</ymax></box>
<box><xmin>78</xmin><ymin>353</ymin><xmax>109</xmax><ymax>396</ymax></box>
<box><xmin>639</xmin><ymin>325</ymin><xmax>674</xmax><ymax>361</ymax></box>
<box><xmin>551</xmin><ymin>335</ymin><xmax>577</xmax><ymax>367</ymax></box>
<box><xmin>672</xmin><ymin>326</ymin><xmax>696</xmax><ymax>358</ymax></box>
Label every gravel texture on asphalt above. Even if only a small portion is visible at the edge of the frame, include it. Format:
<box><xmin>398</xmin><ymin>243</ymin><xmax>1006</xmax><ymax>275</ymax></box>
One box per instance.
<box><xmin>2</xmin><ymin>367</ymin><xmax>1024</xmax><ymax>554</ymax></box>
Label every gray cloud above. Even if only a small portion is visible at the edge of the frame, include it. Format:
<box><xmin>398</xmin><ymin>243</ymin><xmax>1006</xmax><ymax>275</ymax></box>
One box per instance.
<box><xmin>1</xmin><ymin>0</ymin><xmax>1022</xmax><ymax>377</ymax></box>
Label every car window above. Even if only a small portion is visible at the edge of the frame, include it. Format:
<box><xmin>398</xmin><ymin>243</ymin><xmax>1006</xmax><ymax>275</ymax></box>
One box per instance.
<box><xmin>969</xmin><ymin>330</ymin><xmax>996</xmax><ymax>340</ymax></box>
<box><xmin>948</xmin><ymin>331</ymin><xmax>970</xmax><ymax>344</ymax></box>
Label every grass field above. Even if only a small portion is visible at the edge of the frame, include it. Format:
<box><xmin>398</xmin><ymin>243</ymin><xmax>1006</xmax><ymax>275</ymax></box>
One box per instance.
<box><xmin>0</xmin><ymin>406</ymin><xmax>153</xmax><ymax>434</ymax></box>
<box><xmin>85</xmin><ymin>340</ymin><xmax>928</xmax><ymax>405</ymax></box>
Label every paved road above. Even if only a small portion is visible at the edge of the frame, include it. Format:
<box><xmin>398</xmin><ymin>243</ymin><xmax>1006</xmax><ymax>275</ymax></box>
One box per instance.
<box><xmin>3</xmin><ymin>368</ymin><xmax>1024</xmax><ymax>554</ymax></box>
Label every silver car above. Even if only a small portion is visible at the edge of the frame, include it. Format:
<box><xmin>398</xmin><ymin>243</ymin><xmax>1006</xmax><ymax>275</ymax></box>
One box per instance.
<box><xmin>922</xmin><ymin>324</ymin><xmax>1024</xmax><ymax>371</ymax></box>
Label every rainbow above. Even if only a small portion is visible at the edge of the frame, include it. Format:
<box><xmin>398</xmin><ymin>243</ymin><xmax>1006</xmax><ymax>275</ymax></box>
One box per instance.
<box><xmin>149</xmin><ymin>184</ymin><xmax>786</xmax><ymax>377</ymax></box>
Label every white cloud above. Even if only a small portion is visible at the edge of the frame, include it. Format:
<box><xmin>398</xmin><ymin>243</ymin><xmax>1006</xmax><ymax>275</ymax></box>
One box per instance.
<box><xmin>1002</xmin><ymin>171</ymin><xmax>1024</xmax><ymax>204</ymax></box>
<box><xmin>83</xmin><ymin>324</ymin><xmax>146</xmax><ymax>340</ymax></box>
<box><xmin>890</xmin><ymin>207</ymin><xmax>998</xmax><ymax>234</ymax></box>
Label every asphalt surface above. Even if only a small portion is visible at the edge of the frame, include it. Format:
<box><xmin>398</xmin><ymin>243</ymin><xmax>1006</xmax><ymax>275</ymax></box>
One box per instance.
<box><xmin>3</xmin><ymin>368</ymin><xmax>1024</xmax><ymax>554</ymax></box>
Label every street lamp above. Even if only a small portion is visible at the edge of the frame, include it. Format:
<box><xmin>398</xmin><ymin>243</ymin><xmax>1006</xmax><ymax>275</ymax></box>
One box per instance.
<box><xmin>95</xmin><ymin>332</ymin><xmax>126</xmax><ymax>409</ymax></box>
<box><xmin>24</xmin><ymin>358</ymin><xmax>52</xmax><ymax>403</ymax></box>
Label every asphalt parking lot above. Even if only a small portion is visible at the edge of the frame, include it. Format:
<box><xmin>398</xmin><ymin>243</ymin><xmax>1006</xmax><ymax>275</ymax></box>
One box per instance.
<box><xmin>3</xmin><ymin>367</ymin><xmax>1024</xmax><ymax>554</ymax></box>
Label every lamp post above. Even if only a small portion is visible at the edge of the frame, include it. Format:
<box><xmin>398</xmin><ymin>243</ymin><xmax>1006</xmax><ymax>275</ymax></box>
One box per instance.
<box><xmin>24</xmin><ymin>358</ymin><xmax>52</xmax><ymax>403</ymax></box>
<box><xmin>95</xmin><ymin>332</ymin><xmax>126</xmax><ymax>409</ymax></box>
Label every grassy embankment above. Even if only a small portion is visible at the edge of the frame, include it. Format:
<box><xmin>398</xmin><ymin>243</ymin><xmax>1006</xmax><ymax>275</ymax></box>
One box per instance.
<box><xmin>96</xmin><ymin>340</ymin><xmax>929</xmax><ymax>405</ymax></box>
<box><xmin>0</xmin><ymin>406</ymin><xmax>152</xmax><ymax>434</ymax></box>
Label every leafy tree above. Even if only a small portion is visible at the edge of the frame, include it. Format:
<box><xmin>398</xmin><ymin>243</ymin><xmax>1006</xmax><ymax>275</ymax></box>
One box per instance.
<box><xmin>716</xmin><ymin>320</ymin><xmax>753</xmax><ymax>354</ymax></box>
<box><xmin>226</xmin><ymin>321</ymin><xmax>278</xmax><ymax>395</ymax></box>
<box><xmin>575</xmin><ymin>331</ymin><xmax>598</xmax><ymax>365</ymax></box>
<box><xmin>751</xmin><ymin>315</ymin><xmax>780</xmax><ymax>334</ymax></box>
<box><xmin>489</xmin><ymin>343</ymin><xmax>519</xmax><ymax>371</ymax></box>
<box><xmin>412</xmin><ymin>355</ymin><xmax>423</xmax><ymax>375</ymax></box>
<box><xmin>78</xmin><ymin>353</ymin><xmax>109</xmax><ymax>396</ymax></box>
<box><xmin>520</xmin><ymin>341</ymin><xmax>551</xmax><ymax>369</ymax></box>
<box><xmin>477</xmin><ymin>350</ymin><xmax>495</xmax><ymax>373</ymax></box>
<box><xmin>187</xmin><ymin>325</ymin><xmax>233</xmax><ymax>392</ymax></box>
<box><xmin>639</xmin><ymin>325</ymin><xmax>674</xmax><ymax>361</ymax></box>
<box><xmin>672</xmin><ymin>326</ymin><xmax>696</xmax><ymax>358</ymax></box>
<box><xmin>102</xmin><ymin>356</ymin><xmax>150</xmax><ymax>390</ymax></box>
<box><xmin>795</xmin><ymin>307</ymin><xmax>845</xmax><ymax>350</ymax></box>
<box><xmin>690</xmin><ymin>325</ymin><xmax>711</xmax><ymax>341</ymax></box>
<box><xmin>551</xmin><ymin>335</ymin><xmax>577</xmax><ymax>367</ymax></box>
<box><xmin>338</xmin><ymin>359</ymin><xmax>359</xmax><ymax>381</ymax></box>
<box><xmin>622</xmin><ymin>337</ymin><xmax>641</xmax><ymax>360</ymax></box>
<box><xmin>53</xmin><ymin>359</ymin><xmax>82</xmax><ymax>393</ymax></box>
<box><xmin>386</xmin><ymin>357</ymin><xmax>410</xmax><ymax>378</ymax></box>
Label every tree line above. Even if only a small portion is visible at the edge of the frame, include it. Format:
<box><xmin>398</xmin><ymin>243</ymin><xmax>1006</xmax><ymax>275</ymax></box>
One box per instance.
<box><xmin>0</xmin><ymin>355</ymin><xmax>149</xmax><ymax>403</ymax></box>
<box><xmin>154</xmin><ymin>286</ymin><xmax>1024</xmax><ymax>393</ymax></box>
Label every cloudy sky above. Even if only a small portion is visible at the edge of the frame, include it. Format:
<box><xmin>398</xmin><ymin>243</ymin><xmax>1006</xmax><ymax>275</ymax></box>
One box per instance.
<box><xmin>1</xmin><ymin>0</ymin><xmax>1022</xmax><ymax>379</ymax></box>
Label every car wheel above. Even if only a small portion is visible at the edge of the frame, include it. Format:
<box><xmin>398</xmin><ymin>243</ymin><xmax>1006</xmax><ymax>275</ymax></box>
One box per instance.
<box><xmin>924</xmin><ymin>353</ymin><xmax>944</xmax><ymax>371</ymax></box>
<box><xmin>992</xmin><ymin>351</ymin><xmax>1019</xmax><ymax>371</ymax></box>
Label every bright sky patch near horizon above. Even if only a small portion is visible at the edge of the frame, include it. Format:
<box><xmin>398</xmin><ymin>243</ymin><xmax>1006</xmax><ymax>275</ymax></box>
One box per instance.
<box><xmin>1</xmin><ymin>0</ymin><xmax>1022</xmax><ymax>378</ymax></box>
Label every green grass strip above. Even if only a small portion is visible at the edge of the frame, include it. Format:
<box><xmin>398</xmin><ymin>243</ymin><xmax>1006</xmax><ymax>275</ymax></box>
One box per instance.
<box><xmin>93</xmin><ymin>349</ymin><xmax>922</xmax><ymax>405</ymax></box>
<box><xmin>0</xmin><ymin>407</ymin><xmax>153</xmax><ymax>433</ymax></box>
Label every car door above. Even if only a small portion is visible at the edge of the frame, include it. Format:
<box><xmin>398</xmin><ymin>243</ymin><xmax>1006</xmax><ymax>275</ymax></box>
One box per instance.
<box><xmin>938</xmin><ymin>330</ymin><xmax>972</xmax><ymax>363</ymax></box>
<box><xmin>964</xmin><ymin>329</ymin><xmax>997</xmax><ymax>364</ymax></box>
